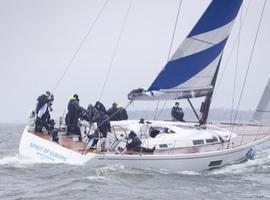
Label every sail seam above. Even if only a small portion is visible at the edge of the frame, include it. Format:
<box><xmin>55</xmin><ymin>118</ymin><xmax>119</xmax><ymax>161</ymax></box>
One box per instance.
<box><xmin>189</xmin><ymin>37</ymin><xmax>216</xmax><ymax>46</ymax></box>
<box><xmin>256</xmin><ymin>110</ymin><xmax>270</xmax><ymax>113</ymax></box>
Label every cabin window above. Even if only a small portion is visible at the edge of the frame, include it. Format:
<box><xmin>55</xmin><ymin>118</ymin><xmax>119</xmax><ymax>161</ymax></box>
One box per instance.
<box><xmin>192</xmin><ymin>140</ymin><xmax>204</xmax><ymax>145</ymax></box>
<box><xmin>206</xmin><ymin>136</ymin><xmax>218</xmax><ymax>143</ymax></box>
<box><xmin>159</xmin><ymin>144</ymin><xmax>168</xmax><ymax>148</ymax></box>
<box><xmin>209</xmin><ymin>160</ymin><xmax>223</xmax><ymax>167</ymax></box>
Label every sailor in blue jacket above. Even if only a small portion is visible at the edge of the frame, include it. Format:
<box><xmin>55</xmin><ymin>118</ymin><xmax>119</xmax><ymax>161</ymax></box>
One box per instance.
<box><xmin>171</xmin><ymin>102</ymin><xmax>185</xmax><ymax>122</ymax></box>
<box><xmin>65</xmin><ymin>94</ymin><xmax>87</xmax><ymax>139</ymax></box>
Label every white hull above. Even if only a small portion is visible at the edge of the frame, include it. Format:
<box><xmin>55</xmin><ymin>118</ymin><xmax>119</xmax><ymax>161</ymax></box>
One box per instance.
<box><xmin>19</xmin><ymin>125</ymin><xmax>270</xmax><ymax>171</ymax></box>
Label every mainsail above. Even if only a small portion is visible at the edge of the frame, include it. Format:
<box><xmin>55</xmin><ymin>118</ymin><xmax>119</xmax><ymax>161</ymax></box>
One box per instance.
<box><xmin>252</xmin><ymin>79</ymin><xmax>270</xmax><ymax>126</ymax></box>
<box><xmin>128</xmin><ymin>0</ymin><xmax>243</xmax><ymax>101</ymax></box>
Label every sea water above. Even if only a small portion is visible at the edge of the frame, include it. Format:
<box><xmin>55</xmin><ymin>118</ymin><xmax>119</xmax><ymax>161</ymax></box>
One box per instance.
<box><xmin>0</xmin><ymin>123</ymin><xmax>270</xmax><ymax>200</ymax></box>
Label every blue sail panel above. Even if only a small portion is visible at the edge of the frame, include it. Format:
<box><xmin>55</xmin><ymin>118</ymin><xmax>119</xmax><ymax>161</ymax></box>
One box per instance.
<box><xmin>188</xmin><ymin>0</ymin><xmax>243</xmax><ymax>37</ymax></box>
<box><xmin>148</xmin><ymin>38</ymin><xmax>227</xmax><ymax>91</ymax></box>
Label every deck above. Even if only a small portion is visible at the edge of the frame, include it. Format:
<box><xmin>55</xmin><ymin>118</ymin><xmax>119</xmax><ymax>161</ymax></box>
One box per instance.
<box><xmin>34</xmin><ymin>132</ymin><xmax>91</xmax><ymax>153</ymax></box>
<box><xmin>32</xmin><ymin>124</ymin><xmax>270</xmax><ymax>155</ymax></box>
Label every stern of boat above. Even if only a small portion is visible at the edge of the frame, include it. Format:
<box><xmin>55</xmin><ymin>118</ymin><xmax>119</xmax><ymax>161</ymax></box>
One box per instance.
<box><xmin>19</xmin><ymin>126</ymin><xmax>96</xmax><ymax>165</ymax></box>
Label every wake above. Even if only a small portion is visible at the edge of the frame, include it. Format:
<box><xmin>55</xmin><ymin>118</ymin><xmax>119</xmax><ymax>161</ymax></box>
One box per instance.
<box><xmin>209</xmin><ymin>149</ymin><xmax>270</xmax><ymax>175</ymax></box>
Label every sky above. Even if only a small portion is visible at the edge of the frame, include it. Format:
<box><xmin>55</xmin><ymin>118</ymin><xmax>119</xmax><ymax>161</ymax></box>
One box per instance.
<box><xmin>0</xmin><ymin>0</ymin><xmax>269</xmax><ymax>122</ymax></box>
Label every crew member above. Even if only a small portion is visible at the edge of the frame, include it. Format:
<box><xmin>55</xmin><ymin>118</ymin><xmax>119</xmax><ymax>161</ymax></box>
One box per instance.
<box><xmin>107</xmin><ymin>103</ymin><xmax>128</xmax><ymax>121</ymax></box>
<box><xmin>126</xmin><ymin>131</ymin><xmax>142</xmax><ymax>151</ymax></box>
<box><xmin>118</xmin><ymin>104</ymin><xmax>128</xmax><ymax>120</ymax></box>
<box><xmin>35</xmin><ymin>91</ymin><xmax>54</xmax><ymax>132</ymax></box>
<box><xmin>86</xmin><ymin>104</ymin><xmax>98</xmax><ymax>123</ymax></box>
<box><xmin>65</xmin><ymin>94</ymin><xmax>86</xmax><ymax>139</ymax></box>
<box><xmin>94</xmin><ymin>101</ymin><xmax>107</xmax><ymax>113</ymax></box>
<box><xmin>86</xmin><ymin>111</ymin><xmax>111</xmax><ymax>149</ymax></box>
<box><xmin>107</xmin><ymin>103</ymin><xmax>121</xmax><ymax>121</ymax></box>
<box><xmin>95</xmin><ymin>111</ymin><xmax>111</xmax><ymax>138</ymax></box>
<box><xmin>171</xmin><ymin>102</ymin><xmax>185</xmax><ymax>122</ymax></box>
<box><xmin>126</xmin><ymin>131</ymin><xmax>155</xmax><ymax>153</ymax></box>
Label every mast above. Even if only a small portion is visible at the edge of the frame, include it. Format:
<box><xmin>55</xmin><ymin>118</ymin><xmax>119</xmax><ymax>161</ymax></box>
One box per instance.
<box><xmin>199</xmin><ymin>54</ymin><xmax>223</xmax><ymax>126</ymax></box>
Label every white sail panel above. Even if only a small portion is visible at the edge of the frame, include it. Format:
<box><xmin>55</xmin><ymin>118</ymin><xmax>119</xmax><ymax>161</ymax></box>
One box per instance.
<box><xmin>173</xmin><ymin>53</ymin><xmax>222</xmax><ymax>90</ymax></box>
<box><xmin>171</xmin><ymin>21</ymin><xmax>234</xmax><ymax>61</ymax></box>
<box><xmin>252</xmin><ymin>79</ymin><xmax>270</xmax><ymax>126</ymax></box>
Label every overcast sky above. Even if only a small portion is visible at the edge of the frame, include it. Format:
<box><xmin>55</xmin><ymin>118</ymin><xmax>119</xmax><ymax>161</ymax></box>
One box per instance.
<box><xmin>0</xmin><ymin>0</ymin><xmax>269</xmax><ymax>122</ymax></box>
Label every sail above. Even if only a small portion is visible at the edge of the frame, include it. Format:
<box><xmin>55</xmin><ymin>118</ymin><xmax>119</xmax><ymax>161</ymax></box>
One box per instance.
<box><xmin>252</xmin><ymin>79</ymin><xmax>270</xmax><ymax>126</ymax></box>
<box><xmin>129</xmin><ymin>0</ymin><xmax>243</xmax><ymax>101</ymax></box>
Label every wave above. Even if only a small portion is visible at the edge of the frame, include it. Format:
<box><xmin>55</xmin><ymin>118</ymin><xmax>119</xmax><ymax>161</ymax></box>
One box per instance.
<box><xmin>95</xmin><ymin>164</ymin><xmax>126</xmax><ymax>176</ymax></box>
<box><xmin>0</xmin><ymin>153</ymin><xmax>54</xmax><ymax>168</ymax></box>
<box><xmin>85</xmin><ymin>175</ymin><xmax>108</xmax><ymax>181</ymax></box>
<box><xmin>92</xmin><ymin>164</ymin><xmax>201</xmax><ymax>177</ymax></box>
<box><xmin>177</xmin><ymin>170</ymin><xmax>202</xmax><ymax>175</ymax></box>
<box><xmin>209</xmin><ymin>149</ymin><xmax>270</xmax><ymax>175</ymax></box>
<box><xmin>89</xmin><ymin>148</ymin><xmax>270</xmax><ymax>177</ymax></box>
<box><xmin>140</xmin><ymin>167</ymin><xmax>201</xmax><ymax>175</ymax></box>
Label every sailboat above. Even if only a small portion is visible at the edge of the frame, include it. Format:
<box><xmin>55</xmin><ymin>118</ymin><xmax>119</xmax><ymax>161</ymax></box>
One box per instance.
<box><xmin>19</xmin><ymin>0</ymin><xmax>270</xmax><ymax>171</ymax></box>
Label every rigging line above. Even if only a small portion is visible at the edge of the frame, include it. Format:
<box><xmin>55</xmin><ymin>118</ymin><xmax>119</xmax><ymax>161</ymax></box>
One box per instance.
<box><xmin>156</xmin><ymin>0</ymin><xmax>183</xmax><ymax>120</ymax></box>
<box><xmin>256</xmin><ymin>110</ymin><xmax>270</xmax><ymax>113</ymax></box>
<box><xmin>228</xmin><ymin>0</ymin><xmax>267</xmax><ymax>147</ymax></box>
<box><xmin>233</xmin><ymin>0</ymin><xmax>267</xmax><ymax>124</ymax></box>
<box><xmin>83</xmin><ymin>100</ymin><xmax>132</xmax><ymax>139</ymax></box>
<box><xmin>156</xmin><ymin>101</ymin><xmax>167</xmax><ymax>120</ymax></box>
<box><xmin>52</xmin><ymin>0</ymin><xmax>110</xmax><ymax>94</ymax></box>
<box><xmin>94</xmin><ymin>100</ymin><xmax>132</xmax><ymax>133</ymax></box>
<box><xmin>166</xmin><ymin>0</ymin><xmax>183</xmax><ymax>62</ymax></box>
<box><xmin>187</xmin><ymin>98</ymin><xmax>200</xmax><ymax>121</ymax></box>
<box><xmin>214</xmin><ymin>0</ymin><xmax>252</xmax><ymax>93</ymax></box>
<box><xmin>210</xmin><ymin>0</ymin><xmax>251</xmax><ymax>121</ymax></box>
<box><xmin>98</xmin><ymin>0</ymin><xmax>133</xmax><ymax>101</ymax></box>
<box><xmin>229</xmin><ymin>6</ymin><xmax>243</xmax><ymax>131</ymax></box>
<box><xmin>153</xmin><ymin>101</ymin><xmax>160</xmax><ymax>120</ymax></box>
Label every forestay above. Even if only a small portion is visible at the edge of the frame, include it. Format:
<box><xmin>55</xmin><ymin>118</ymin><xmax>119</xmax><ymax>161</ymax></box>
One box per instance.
<box><xmin>253</xmin><ymin>79</ymin><xmax>270</xmax><ymax>126</ymax></box>
<box><xmin>128</xmin><ymin>0</ymin><xmax>243</xmax><ymax>101</ymax></box>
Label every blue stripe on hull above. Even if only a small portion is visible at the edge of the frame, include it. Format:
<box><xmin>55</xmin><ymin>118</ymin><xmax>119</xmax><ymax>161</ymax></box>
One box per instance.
<box><xmin>188</xmin><ymin>0</ymin><xmax>243</xmax><ymax>37</ymax></box>
<box><xmin>148</xmin><ymin>38</ymin><xmax>228</xmax><ymax>91</ymax></box>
